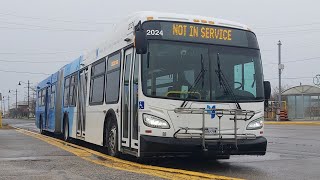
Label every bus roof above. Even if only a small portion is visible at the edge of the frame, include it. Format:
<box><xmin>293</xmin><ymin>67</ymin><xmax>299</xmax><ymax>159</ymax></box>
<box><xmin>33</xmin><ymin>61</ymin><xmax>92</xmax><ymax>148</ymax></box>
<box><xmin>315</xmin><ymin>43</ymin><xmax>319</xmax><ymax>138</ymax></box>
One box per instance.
<box><xmin>81</xmin><ymin>12</ymin><xmax>252</xmax><ymax>64</ymax></box>
<box><xmin>131</xmin><ymin>11</ymin><xmax>250</xmax><ymax>30</ymax></box>
<box><xmin>37</xmin><ymin>12</ymin><xmax>252</xmax><ymax>88</ymax></box>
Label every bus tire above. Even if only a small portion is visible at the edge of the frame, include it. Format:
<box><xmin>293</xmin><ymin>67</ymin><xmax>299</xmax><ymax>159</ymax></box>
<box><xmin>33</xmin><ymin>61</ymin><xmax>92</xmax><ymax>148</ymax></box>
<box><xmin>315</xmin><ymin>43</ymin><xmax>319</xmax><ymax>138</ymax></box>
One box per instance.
<box><xmin>63</xmin><ymin>118</ymin><xmax>69</xmax><ymax>142</ymax></box>
<box><xmin>106</xmin><ymin>119</ymin><xmax>119</xmax><ymax>157</ymax></box>
<box><xmin>39</xmin><ymin>116</ymin><xmax>44</xmax><ymax>134</ymax></box>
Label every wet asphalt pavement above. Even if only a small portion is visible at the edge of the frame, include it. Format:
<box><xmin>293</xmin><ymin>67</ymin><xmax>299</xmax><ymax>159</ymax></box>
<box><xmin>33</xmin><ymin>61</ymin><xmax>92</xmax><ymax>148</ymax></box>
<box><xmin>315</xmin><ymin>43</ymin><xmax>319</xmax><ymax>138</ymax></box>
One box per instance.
<box><xmin>0</xmin><ymin>119</ymin><xmax>160</xmax><ymax>180</ymax></box>
<box><xmin>1</xmin><ymin>118</ymin><xmax>320</xmax><ymax>180</ymax></box>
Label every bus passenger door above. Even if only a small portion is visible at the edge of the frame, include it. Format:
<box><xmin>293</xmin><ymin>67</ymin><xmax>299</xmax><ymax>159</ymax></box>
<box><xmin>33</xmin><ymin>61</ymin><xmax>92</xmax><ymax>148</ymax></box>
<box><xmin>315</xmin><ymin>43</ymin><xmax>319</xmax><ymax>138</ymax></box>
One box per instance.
<box><xmin>44</xmin><ymin>87</ymin><xmax>50</xmax><ymax>129</ymax></box>
<box><xmin>77</xmin><ymin>69</ymin><xmax>87</xmax><ymax>138</ymax></box>
<box><xmin>130</xmin><ymin>51</ymin><xmax>139</xmax><ymax>149</ymax></box>
<box><xmin>121</xmin><ymin>48</ymin><xmax>134</xmax><ymax>148</ymax></box>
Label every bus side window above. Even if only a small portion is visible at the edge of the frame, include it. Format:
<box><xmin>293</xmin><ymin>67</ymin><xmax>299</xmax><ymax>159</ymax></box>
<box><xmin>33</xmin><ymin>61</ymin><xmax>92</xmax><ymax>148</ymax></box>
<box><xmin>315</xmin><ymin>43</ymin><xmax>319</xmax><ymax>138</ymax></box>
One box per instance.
<box><xmin>42</xmin><ymin>89</ymin><xmax>46</xmax><ymax>106</ymax></box>
<box><xmin>50</xmin><ymin>84</ymin><xmax>56</xmax><ymax>109</ymax></box>
<box><xmin>69</xmin><ymin>75</ymin><xmax>78</xmax><ymax>107</ymax></box>
<box><xmin>106</xmin><ymin>52</ymin><xmax>121</xmax><ymax>103</ymax></box>
<box><xmin>38</xmin><ymin>90</ymin><xmax>42</xmax><ymax>106</ymax></box>
<box><xmin>89</xmin><ymin>59</ymin><xmax>106</xmax><ymax>105</ymax></box>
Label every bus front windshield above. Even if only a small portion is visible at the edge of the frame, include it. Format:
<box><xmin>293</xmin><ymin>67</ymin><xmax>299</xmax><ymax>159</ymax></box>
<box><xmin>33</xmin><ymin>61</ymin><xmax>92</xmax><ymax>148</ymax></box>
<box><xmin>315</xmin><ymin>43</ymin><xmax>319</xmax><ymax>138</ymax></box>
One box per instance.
<box><xmin>142</xmin><ymin>40</ymin><xmax>264</xmax><ymax>102</ymax></box>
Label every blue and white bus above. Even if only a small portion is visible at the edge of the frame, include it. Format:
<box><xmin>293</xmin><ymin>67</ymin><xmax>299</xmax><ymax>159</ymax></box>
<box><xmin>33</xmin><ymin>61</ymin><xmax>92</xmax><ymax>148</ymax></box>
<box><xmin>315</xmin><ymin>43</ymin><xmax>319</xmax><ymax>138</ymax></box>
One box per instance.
<box><xmin>36</xmin><ymin>12</ymin><xmax>271</xmax><ymax>158</ymax></box>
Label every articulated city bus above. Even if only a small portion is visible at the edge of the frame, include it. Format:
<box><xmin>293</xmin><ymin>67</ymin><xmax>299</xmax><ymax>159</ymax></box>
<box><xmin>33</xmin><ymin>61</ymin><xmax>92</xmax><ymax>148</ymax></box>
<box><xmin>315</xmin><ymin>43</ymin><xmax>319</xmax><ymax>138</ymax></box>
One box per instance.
<box><xmin>35</xmin><ymin>12</ymin><xmax>271</xmax><ymax>158</ymax></box>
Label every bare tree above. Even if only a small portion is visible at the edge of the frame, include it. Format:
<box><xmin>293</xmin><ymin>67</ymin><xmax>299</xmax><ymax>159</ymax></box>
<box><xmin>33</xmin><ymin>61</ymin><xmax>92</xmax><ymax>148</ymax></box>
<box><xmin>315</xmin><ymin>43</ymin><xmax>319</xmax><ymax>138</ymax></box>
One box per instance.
<box><xmin>271</xmin><ymin>84</ymin><xmax>292</xmax><ymax>101</ymax></box>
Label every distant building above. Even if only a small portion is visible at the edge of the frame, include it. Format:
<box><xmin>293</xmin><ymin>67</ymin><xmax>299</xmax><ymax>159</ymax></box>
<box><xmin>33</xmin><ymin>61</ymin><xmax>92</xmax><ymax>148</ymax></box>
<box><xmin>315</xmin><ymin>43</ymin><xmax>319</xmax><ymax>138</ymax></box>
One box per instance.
<box><xmin>282</xmin><ymin>85</ymin><xmax>320</xmax><ymax>120</ymax></box>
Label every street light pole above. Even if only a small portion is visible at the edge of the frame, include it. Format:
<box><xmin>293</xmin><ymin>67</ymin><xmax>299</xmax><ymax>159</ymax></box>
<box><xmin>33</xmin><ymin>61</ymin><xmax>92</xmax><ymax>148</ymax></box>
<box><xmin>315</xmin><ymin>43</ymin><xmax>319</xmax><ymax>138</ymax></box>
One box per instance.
<box><xmin>2</xmin><ymin>97</ymin><xmax>5</xmax><ymax>118</ymax></box>
<box><xmin>277</xmin><ymin>40</ymin><xmax>283</xmax><ymax>121</ymax></box>
<box><xmin>19</xmin><ymin>80</ymin><xmax>31</xmax><ymax>119</ymax></box>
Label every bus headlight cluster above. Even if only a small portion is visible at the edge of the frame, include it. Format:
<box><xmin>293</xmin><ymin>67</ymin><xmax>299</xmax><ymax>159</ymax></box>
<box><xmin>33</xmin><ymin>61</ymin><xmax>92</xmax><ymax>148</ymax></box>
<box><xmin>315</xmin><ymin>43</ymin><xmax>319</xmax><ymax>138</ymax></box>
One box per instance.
<box><xmin>143</xmin><ymin>114</ymin><xmax>170</xmax><ymax>129</ymax></box>
<box><xmin>246</xmin><ymin>117</ymin><xmax>264</xmax><ymax>130</ymax></box>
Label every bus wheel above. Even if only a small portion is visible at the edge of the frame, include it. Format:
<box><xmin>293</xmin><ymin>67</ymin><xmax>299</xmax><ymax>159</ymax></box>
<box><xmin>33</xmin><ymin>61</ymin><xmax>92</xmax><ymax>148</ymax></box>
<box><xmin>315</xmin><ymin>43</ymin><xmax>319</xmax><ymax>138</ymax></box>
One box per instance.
<box><xmin>107</xmin><ymin>120</ymin><xmax>119</xmax><ymax>157</ymax></box>
<box><xmin>63</xmin><ymin>120</ymin><xmax>69</xmax><ymax>142</ymax></box>
<box><xmin>39</xmin><ymin>116</ymin><xmax>44</xmax><ymax>134</ymax></box>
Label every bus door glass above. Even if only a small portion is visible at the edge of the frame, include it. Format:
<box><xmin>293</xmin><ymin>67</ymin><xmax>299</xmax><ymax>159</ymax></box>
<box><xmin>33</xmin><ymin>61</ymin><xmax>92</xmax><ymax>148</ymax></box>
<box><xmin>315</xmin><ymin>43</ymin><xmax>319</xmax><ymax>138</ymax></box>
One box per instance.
<box><xmin>77</xmin><ymin>69</ymin><xmax>87</xmax><ymax>137</ymax></box>
<box><xmin>48</xmin><ymin>84</ymin><xmax>56</xmax><ymax>130</ymax></box>
<box><xmin>131</xmin><ymin>51</ymin><xmax>139</xmax><ymax>149</ymax></box>
<box><xmin>121</xmin><ymin>48</ymin><xmax>134</xmax><ymax>148</ymax></box>
<box><xmin>45</xmin><ymin>87</ymin><xmax>50</xmax><ymax>129</ymax></box>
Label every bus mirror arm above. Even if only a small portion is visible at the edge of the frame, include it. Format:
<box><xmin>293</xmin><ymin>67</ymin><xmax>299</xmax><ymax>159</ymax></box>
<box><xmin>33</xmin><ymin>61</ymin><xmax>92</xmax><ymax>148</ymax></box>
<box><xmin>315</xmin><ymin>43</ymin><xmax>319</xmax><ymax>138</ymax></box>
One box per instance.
<box><xmin>135</xmin><ymin>21</ymin><xmax>147</xmax><ymax>54</ymax></box>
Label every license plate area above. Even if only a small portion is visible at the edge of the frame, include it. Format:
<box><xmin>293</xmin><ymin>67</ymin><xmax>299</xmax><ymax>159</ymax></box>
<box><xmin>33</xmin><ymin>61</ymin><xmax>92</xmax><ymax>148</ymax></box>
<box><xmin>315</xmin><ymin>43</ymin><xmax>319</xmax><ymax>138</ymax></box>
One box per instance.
<box><xmin>205</xmin><ymin>128</ymin><xmax>218</xmax><ymax>134</ymax></box>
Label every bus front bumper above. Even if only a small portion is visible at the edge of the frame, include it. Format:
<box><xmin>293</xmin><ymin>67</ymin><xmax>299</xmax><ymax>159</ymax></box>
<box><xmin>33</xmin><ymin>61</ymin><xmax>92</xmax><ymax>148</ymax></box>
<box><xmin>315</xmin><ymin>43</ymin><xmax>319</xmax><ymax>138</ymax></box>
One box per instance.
<box><xmin>140</xmin><ymin>135</ymin><xmax>267</xmax><ymax>157</ymax></box>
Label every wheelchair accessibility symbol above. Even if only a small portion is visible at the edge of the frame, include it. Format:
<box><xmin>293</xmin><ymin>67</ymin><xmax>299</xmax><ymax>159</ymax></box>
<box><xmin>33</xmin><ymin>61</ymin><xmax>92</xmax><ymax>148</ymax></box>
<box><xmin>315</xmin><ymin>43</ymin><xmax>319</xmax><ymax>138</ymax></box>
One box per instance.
<box><xmin>205</xmin><ymin>105</ymin><xmax>216</xmax><ymax>119</ymax></box>
<box><xmin>139</xmin><ymin>101</ymin><xmax>145</xmax><ymax>109</ymax></box>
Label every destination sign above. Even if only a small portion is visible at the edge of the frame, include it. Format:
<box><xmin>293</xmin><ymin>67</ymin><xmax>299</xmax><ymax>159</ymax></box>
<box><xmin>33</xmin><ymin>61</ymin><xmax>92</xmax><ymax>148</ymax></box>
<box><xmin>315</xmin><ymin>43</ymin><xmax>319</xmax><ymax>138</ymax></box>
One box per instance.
<box><xmin>142</xmin><ymin>21</ymin><xmax>259</xmax><ymax>48</ymax></box>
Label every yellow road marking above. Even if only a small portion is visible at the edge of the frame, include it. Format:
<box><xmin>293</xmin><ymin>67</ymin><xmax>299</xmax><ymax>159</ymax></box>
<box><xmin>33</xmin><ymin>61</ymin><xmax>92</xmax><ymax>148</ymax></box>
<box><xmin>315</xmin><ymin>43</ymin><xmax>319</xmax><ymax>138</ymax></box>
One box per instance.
<box><xmin>265</xmin><ymin>121</ymin><xmax>320</xmax><ymax>126</ymax></box>
<box><xmin>15</xmin><ymin>128</ymin><xmax>242</xmax><ymax>180</ymax></box>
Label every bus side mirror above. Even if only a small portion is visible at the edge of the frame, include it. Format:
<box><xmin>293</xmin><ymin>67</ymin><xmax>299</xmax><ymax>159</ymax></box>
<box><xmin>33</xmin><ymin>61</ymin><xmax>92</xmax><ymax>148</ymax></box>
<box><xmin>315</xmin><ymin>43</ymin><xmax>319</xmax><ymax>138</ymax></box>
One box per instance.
<box><xmin>264</xmin><ymin>81</ymin><xmax>271</xmax><ymax>108</ymax></box>
<box><xmin>264</xmin><ymin>81</ymin><xmax>271</xmax><ymax>100</ymax></box>
<box><xmin>135</xmin><ymin>21</ymin><xmax>147</xmax><ymax>54</ymax></box>
<box><xmin>135</xmin><ymin>30</ymin><xmax>147</xmax><ymax>54</ymax></box>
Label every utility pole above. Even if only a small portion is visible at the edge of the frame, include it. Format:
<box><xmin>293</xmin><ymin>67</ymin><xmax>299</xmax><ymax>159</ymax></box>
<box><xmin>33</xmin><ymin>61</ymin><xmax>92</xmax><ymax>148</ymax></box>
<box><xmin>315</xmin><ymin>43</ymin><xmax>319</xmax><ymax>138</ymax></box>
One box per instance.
<box><xmin>7</xmin><ymin>95</ymin><xmax>10</xmax><ymax>117</ymax></box>
<box><xmin>27</xmin><ymin>80</ymin><xmax>30</xmax><ymax>119</ymax></box>
<box><xmin>15</xmin><ymin>89</ymin><xmax>18</xmax><ymax>119</ymax></box>
<box><xmin>2</xmin><ymin>97</ymin><xmax>5</xmax><ymax>118</ymax></box>
<box><xmin>277</xmin><ymin>40</ymin><xmax>283</xmax><ymax>121</ymax></box>
<box><xmin>0</xmin><ymin>94</ymin><xmax>2</xmax><ymax>118</ymax></box>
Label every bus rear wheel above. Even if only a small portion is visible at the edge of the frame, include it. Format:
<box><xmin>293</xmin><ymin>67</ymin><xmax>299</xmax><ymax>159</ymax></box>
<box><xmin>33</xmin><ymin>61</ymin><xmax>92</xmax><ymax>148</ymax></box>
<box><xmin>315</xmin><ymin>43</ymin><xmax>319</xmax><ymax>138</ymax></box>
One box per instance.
<box><xmin>63</xmin><ymin>120</ymin><xmax>69</xmax><ymax>142</ymax></box>
<box><xmin>106</xmin><ymin>120</ymin><xmax>119</xmax><ymax>157</ymax></box>
<box><xmin>39</xmin><ymin>116</ymin><xmax>44</xmax><ymax>134</ymax></box>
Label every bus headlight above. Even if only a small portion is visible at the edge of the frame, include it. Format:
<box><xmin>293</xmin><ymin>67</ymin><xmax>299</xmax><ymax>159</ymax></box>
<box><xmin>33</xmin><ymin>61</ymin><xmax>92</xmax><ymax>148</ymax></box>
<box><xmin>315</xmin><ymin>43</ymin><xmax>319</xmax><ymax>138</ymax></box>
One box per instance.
<box><xmin>246</xmin><ymin>117</ymin><xmax>264</xmax><ymax>130</ymax></box>
<box><xmin>143</xmin><ymin>114</ymin><xmax>170</xmax><ymax>129</ymax></box>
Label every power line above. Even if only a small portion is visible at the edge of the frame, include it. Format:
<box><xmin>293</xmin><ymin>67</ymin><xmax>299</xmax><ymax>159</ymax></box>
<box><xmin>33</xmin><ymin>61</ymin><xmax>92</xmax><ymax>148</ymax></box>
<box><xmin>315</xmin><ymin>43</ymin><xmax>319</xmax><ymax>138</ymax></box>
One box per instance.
<box><xmin>0</xmin><ymin>26</ymin><xmax>104</xmax><ymax>32</ymax></box>
<box><xmin>0</xmin><ymin>51</ymin><xmax>82</xmax><ymax>55</ymax></box>
<box><xmin>0</xmin><ymin>20</ymin><xmax>109</xmax><ymax>31</ymax></box>
<box><xmin>265</xmin><ymin>76</ymin><xmax>313</xmax><ymax>80</ymax></box>
<box><xmin>0</xmin><ymin>12</ymin><xmax>116</xmax><ymax>25</ymax></box>
<box><xmin>0</xmin><ymin>69</ymin><xmax>50</xmax><ymax>75</ymax></box>
<box><xmin>256</xmin><ymin>22</ymin><xmax>320</xmax><ymax>30</ymax></box>
<box><xmin>258</xmin><ymin>28</ymin><xmax>320</xmax><ymax>36</ymax></box>
<box><xmin>263</xmin><ymin>56</ymin><xmax>320</xmax><ymax>65</ymax></box>
<box><xmin>0</xmin><ymin>59</ymin><xmax>69</xmax><ymax>64</ymax></box>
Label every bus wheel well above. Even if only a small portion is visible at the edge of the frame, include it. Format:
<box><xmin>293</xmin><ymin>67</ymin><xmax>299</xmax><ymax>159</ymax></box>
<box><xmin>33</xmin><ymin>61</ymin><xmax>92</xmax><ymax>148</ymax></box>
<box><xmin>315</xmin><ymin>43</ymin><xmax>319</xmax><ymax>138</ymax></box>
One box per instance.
<box><xmin>103</xmin><ymin>109</ymin><xmax>117</xmax><ymax>146</ymax></box>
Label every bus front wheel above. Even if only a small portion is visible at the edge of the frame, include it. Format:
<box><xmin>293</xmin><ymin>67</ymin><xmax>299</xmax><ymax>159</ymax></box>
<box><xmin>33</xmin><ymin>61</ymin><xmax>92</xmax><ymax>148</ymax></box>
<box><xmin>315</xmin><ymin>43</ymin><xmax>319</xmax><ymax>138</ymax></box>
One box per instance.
<box><xmin>106</xmin><ymin>119</ymin><xmax>119</xmax><ymax>157</ymax></box>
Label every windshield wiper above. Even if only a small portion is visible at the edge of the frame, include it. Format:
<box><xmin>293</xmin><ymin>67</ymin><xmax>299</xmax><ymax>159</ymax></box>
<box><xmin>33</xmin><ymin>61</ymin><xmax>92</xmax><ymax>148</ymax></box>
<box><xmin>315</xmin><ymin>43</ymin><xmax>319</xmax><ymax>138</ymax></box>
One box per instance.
<box><xmin>180</xmin><ymin>54</ymin><xmax>206</xmax><ymax>108</ymax></box>
<box><xmin>215</xmin><ymin>53</ymin><xmax>241</xmax><ymax>110</ymax></box>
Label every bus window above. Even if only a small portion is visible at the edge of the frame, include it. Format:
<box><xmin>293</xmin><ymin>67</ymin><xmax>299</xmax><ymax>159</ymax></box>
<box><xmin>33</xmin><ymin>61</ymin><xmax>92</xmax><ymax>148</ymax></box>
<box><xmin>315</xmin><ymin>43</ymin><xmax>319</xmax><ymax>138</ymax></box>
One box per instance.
<box><xmin>42</xmin><ymin>89</ymin><xmax>46</xmax><ymax>106</ymax></box>
<box><xmin>69</xmin><ymin>75</ymin><xmax>78</xmax><ymax>106</ymax></box>
<box><xmin>50</xmin><ymin>84</ymin><xmax>56</xmax><ymax>109</ymax></box>
<box><xmin>106</xmin><ymin>52</ymin><xmax>121</xmax><ymax>103</ymax></box>
<box><xmin>64</xmin><ymin>77</ymin><xmax>70</xmax><ymax>107</ymax></box>
<box><xmin>38</xmin><ymin>91</ymin><xmax>42</xmax><ymax>106</ymax></box>
<box><xmin>90</xmin><ymin>59</ymin><xmax>106</xmax><ymax>105</ymax></box>
<box><xmin>233</xmin><ymin>61</ymin><xmax>256</xmax><ymax>96</ymax></box>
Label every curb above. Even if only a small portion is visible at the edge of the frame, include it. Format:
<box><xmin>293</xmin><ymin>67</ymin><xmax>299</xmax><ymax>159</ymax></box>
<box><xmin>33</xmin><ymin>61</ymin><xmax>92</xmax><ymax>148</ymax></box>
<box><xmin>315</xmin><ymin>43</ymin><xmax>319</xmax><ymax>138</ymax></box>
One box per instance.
<box><xmin>265</xmin><ymin>121</ymin><xmax>320</xmax><ymax>126</ymax></box>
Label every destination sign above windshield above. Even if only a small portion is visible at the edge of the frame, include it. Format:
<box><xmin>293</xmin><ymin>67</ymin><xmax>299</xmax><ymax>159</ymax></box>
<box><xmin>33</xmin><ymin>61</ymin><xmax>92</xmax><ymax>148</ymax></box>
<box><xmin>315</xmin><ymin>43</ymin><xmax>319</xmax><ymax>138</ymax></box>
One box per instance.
<box><xmin>142</xmin><ymin>21</ymin><xmax>259</xmax><ymax>49</ymax></box>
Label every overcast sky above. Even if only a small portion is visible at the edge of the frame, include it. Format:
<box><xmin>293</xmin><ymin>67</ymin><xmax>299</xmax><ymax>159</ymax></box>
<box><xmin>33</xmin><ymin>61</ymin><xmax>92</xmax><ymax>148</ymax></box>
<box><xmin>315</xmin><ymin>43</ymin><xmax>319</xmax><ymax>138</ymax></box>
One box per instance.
<box><xmin>0</xmin><ymin>0</ymin><xmax>319</xmax><ymax>104</ymax></box>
